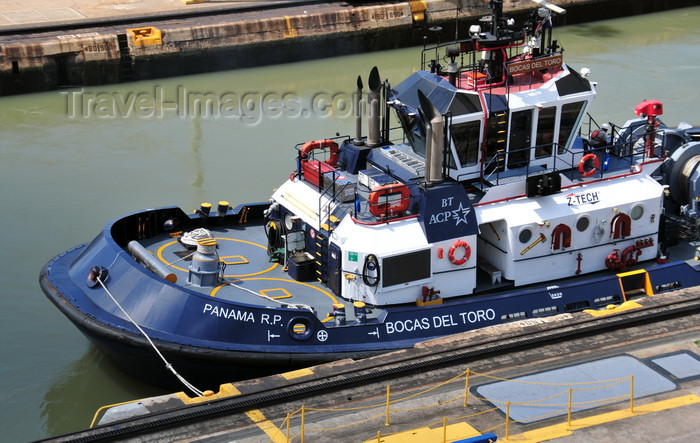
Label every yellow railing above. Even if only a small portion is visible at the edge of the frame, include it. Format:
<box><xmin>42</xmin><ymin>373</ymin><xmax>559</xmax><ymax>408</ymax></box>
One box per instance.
<box><xmin>269</xmin><ymin>367</ymin><xmax>637</xmax><ymax>442</ymax></box>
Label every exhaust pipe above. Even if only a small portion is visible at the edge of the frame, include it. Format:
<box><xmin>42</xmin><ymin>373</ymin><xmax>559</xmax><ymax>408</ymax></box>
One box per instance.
<box><xmin>367</xmin><ymin>66</ymin><xmax>381</xmax><ymax>147</ymax></box>
<box><xmin>354</xmin><ymin>75</ymin><xmax>364</xmax><ymax>146</ymax></box>
<box><xmin>418</xmin><ymin>89</ymin><xmax>444</xmax><ymax>186</ymax></box>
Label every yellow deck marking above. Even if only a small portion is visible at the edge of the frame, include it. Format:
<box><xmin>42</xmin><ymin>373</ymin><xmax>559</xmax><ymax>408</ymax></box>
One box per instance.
<box><xmin>157</xmin><ymin>238</ymin><xmax>277</xmax><ymax>277</ymax></box>
<box><xmin>235</xmin><ymin>276</ymin><xmax>338</xmax><ymax>304</ymax></box>
<box><xmin>281</xmin><ymin>368</ymin><xmax>314</xmax><ymax>379</ymax></box>
<box><xmin>260</xmin><ymin>288</ymin><xmax>292</xmax><ymax>299</ymax></box>
<box><xmin>209</xmin><ymin>277</ymin><xmax>337</xmax><ymax>306</ymax></box>
<box><xmin>220</xmin><ymin>255</ymin><xmax>249</xmax><ymax>265</ymax></box>
<box><xmin>245</xmin><ymin>409</ymin><xmax>287</xmax><ymax>443</ymax></box>
<box><xmin>509</xmin><ymin>394</ymin><xmax>700</xmax><ymax>442</ymax></box>
<box><xmin>583</xmin><ymin>300</ymin><xmax>643</xmax><ymax>317</ymax></box>
<box><xmin>174</xmin><ymin>383</ymin><xmax>241</xmax><ymax>404</ymax></box>
<box><xmin>364</xmin><ymin>421</ymin><xmax>480</xmax><ymax>442</ymax></box>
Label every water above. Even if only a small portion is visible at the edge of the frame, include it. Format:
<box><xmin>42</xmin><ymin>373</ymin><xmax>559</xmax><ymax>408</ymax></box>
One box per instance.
<box><xmin>1</xmin><ymin>7</ymin><xmax>699</xmax><ymax>440</ymax></box>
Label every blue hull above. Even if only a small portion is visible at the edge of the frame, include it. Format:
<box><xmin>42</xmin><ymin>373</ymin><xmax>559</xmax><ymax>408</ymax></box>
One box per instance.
<box><xmin>40</xmin><ymin>205</ymin><xmax>700</xmax><ymax>389</ymax></box>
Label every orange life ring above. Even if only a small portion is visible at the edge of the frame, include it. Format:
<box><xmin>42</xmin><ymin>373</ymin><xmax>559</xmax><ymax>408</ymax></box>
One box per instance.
<box><xmin>368</xmin><ymin>183</ymin><xmax>411</xmax><ymax>218</ymax></box>
<box><xmin>299</xmin><ymin>139</ymin><xmax>340</xmax><ymax>167</ymax></box>
<box><xmin>578</xmin><ymin>153</ymin><xmax>599</xmax><ymax>177</ymax></box>
<box><xmin>448</xmin><ymin>239</ymin><xmax>471</xmax><ymax>265</ymax></box>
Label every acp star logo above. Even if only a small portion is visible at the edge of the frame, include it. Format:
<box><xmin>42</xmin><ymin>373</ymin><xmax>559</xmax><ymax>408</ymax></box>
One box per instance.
<box><xmin>452</xmin><ymin>202</ymin><xmax>471</xmax><ymax>226</ymax></box>
<box><xmin>428</xmin><ymin>197</ymin><xmax>471</xmax><ymax>226</ymax></box>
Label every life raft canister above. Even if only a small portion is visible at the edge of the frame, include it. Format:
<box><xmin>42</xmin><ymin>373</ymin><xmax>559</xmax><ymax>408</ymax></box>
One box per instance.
<box><xmin>448</xmin><ymin>239</ymin><xmax>471</xmax><ymax>265</ymax></box>
<box><xmin>368</xmin><ymin>183</ymin><xmax>411</xmax><ymax>218</ymax></box>
<box><xmin>299</xmin><ymin>139</ymin><xmax>340</xmax><ymax>167</ymax></box>
<box><xmin>578</xmin><ymin>153</ymin><xmax>600</xmax><ymax>178</ymax></box>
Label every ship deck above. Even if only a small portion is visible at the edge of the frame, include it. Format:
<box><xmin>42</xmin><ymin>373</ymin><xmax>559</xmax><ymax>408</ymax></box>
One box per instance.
<box><xmin>139</xmin><ymin>222</ymin><xmax>382</xmax><ymax>324</ymax></box>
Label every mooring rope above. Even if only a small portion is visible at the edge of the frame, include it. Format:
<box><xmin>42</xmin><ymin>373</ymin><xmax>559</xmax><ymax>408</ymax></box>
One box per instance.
<box><xmin>96</xmin><ymin>276</ymin><xmax>204</xmax><ymax>397</ymax></box>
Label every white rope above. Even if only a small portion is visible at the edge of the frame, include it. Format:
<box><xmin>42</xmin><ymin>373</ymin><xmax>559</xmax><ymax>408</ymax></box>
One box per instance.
<box><xmin>96</xmin><ymin>276</ymin><xmax>204</xmax><ymax>397</ymax></box>
<box><xmin>162</xmin><ymin>251</ymin><xmax>195</xmax><ymax>267</ymax></box>
<box><xmin>222</xmin><ymin>278</ymin><xmax>314</xmax><ymax>312</ymax></box>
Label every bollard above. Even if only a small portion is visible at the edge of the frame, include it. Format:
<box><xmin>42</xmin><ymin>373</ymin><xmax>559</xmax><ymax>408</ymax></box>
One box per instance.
<box><xmin>567</xmin><ymin>387</ymin><xmax>573</xmax><ymax>426</ymax></box>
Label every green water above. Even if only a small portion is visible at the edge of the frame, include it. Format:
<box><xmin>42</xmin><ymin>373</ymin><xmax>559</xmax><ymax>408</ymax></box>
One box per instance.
<box><xmin>1</xmin><ymin>7</ymin><xmax>698</xmax><ymax>440</ymax></box>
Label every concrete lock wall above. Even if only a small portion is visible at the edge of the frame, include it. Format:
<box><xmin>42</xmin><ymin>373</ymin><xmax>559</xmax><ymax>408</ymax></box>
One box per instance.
<box><xmin>0</xmin><ymin>0</ymin><xmax>694</xmax><ymax>95</ymax></box>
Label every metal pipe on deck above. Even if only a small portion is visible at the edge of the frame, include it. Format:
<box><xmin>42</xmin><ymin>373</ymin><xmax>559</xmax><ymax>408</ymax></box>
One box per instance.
<box><xmin>128</xmin><ymin>240</ymin><xmax>177</xmax><ymax>283</ymax></box>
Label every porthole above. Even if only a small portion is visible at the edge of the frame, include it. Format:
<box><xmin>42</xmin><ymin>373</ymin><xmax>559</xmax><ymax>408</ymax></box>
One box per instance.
<box><xmin>576</xmin><ymin>215</ymin><xmax>590</xmax><ymax>232</ymax></box>
<box><xmin>519</xmin><ymin>227</ymin><xmax>533</xmax><ymax>244</ymax></box>
<box><xmin>630</xmin><ymin>204</ymin><xmax>644</xmax><ymax>220</ymax></box>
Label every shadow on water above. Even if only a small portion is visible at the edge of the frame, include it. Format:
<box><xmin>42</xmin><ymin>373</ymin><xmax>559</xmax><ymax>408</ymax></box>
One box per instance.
<box><xmin>567</xmin><ymin>23</ymin><xmax>621</xmax><ymax>39</ymax></box>
<box><xmin>40</xmin><ymin>346</ymin><xmax>168</xmax><ymax>436</ymax></box>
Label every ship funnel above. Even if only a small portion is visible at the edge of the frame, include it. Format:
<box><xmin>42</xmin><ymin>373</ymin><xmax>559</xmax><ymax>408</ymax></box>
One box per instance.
<box><xmin>367</xmin><ymin>66</ymin><xmax>381</xmax><ymax>147</ymax></box>
<box><xmin>354</xmin><ymin>75</ymin><xmax>364</xmax><ymax>145</ymax></box>
<box><xmin>418</xmin><ymin>90</ymin><xmax>444</xmax><ymax>186</ymax></box>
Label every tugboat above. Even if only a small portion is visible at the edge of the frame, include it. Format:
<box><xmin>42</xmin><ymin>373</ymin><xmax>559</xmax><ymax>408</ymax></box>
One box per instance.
<box><xmin>41</xmin><ymin>1</ymin><xmax>700</xmax><ymax>390</ymax></box>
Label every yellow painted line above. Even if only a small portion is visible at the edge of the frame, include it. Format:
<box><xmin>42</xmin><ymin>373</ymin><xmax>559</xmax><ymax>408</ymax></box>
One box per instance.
<box><xmin>175</xmin><ymin>383</ymin><xmax>241</xmax><ymax>404</ymax></box>
<box><xmin>509</xmin><ymin>394</ymin><xmax>700</xmax><ymax>442</ymax></box>
<box><xmin>364</xmin><ymin>421</ymin><xmax>480</xmax><ymax>442</ymax></box>
<box><xmin>210</xmin><ymin>276</ymin><xmax>337</xmax><ymax>306</ymax></box>
<box><xmin>279</xmin><ymin>191</ymin><xmax>318</xmax><ymax>219</ymax></box>
<box><xmin>157</xmin><ymin>238</ymin><xmax>278</xmax><ymax>277</ymax></box>
<box><xmin>221</xmin><ymin>255</ymin><xmax>249</xmax><ymax>265</ymax></box>
<box><xmin>283</xmin><ymin>16</ymin><xmax>298</xmax><ymax>38</ymax></box>
<box><xmin>583</xmin><ymin>300</ymin><xmax>643</xmax><ymax>317</ymax></box>
<box><xmin>260</xmin><ymin>288</ymin><xmax>292</xmax><ymax>299</ymax></box>
<box><xmin>236</xmin><ymin>276</ymin><xmax>339</xmax><ymax>304</ymax></box>
<box><xmin>245</xmin><ymin>409</ymin><xmax>287</xmax><ymax>443</ymax></box>
<box><xmin>281</xmin><ymin>368</ymin><xmax>314</xmax><ymax>379</ymax></box>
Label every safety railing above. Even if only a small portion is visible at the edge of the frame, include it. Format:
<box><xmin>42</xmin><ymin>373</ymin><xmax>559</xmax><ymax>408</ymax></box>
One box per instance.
<box><xmin>267</xmin><ymin>367</ymin><xmax>639</xmax><ymax>442</ymax></box>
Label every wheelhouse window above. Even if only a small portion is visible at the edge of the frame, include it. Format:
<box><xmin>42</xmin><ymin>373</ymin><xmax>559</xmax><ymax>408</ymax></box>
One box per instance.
<box><xmin>535</xmin><ymin>106</ymin><xmax>556</xmax><ymax>158</ymax></box>
<box><xmin>558</xmin><ymin>101</ymin><xmax>586</xmax><ymax>153</ymax></box>
<box><xmin>450</xmin><ymin>120</ymin><xmax>481</xmax><ymax>167</ymax></box>
<box><xmin>396</xmin><ymin>111</ymin><xmax>426</xmax><ymax>157</ymax></box>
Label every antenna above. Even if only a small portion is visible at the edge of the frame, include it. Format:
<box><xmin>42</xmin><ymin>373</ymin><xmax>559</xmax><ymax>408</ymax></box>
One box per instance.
<box><xmin>531</xmin><ymin>0</ymin><xmax>566</xmax><ymax>15</ymax></box>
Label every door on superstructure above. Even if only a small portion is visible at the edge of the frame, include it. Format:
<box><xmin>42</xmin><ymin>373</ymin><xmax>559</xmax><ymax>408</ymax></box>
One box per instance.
<box><xmin>507</xmin><ymin>109</ymin><xmax>532</xmax><ymax>169</ymax></box>
<box><xmin>327</xmin><ymin>243</ymin><xmax>342</xmax><ymax>296</ymax></box>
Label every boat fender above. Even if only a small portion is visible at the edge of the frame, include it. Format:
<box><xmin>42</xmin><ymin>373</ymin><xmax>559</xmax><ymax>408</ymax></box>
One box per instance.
<box><xmin>288</xmin><ymin>316</ymin><xmax>314</xmax><ymax>341</ymax></box>
<box><xmin>448</xmin><ymin>240</ymin><xmax>471</xmax><ymax>265</ymax></box>
<box><xmin>578</xmin><ymin>153</ymin><xmax>599</xmax><ymax>177</ymax></box>
<box><xmin>362</xmin><ymin>254</ymin><xmax>380</xmax><ymax>287</ymax></box>
<box><xmin>299</xmin><ymin>139</ymin><xmax>340</xmax><ymax>167</ymax></box>
<box><xmin>86</xmin><ymin>265</ymin><xmax>109</xmax><ymax>288</ymax></box>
